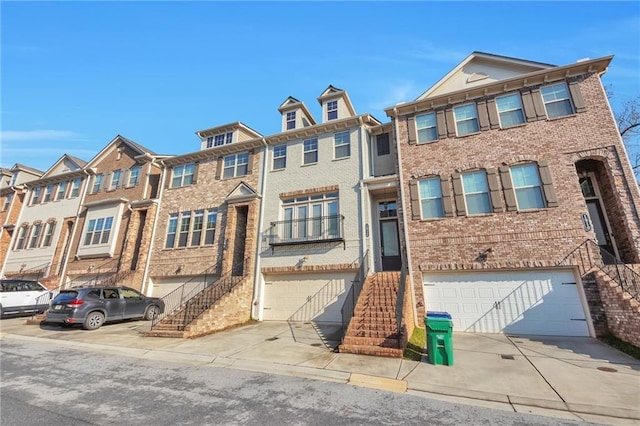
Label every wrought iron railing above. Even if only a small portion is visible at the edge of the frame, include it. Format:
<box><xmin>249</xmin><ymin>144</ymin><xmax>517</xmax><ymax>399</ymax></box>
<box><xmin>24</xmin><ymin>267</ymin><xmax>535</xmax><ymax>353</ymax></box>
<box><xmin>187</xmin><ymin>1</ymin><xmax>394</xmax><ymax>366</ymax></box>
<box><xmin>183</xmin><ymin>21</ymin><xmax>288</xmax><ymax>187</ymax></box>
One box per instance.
<box><xmin>558</xmin><ymin>239</ymin><xmax>639</xmax><ymax>301</ymax></box>
<box><xmin>340</xmin><ymin>250</ymin><xmax>369</xmax><ymax>336</ymax></box>
<box><xmin>394</xmin><ymin>259</ymin><xmax>407</xmax><ymax>342</ymax></box>
<box><xmin>269</xmin><ymin>215</ymin><xmax>345</xmax><ymax>246</ymax></box>
<box><xmin>150</xmin><ymin>264</ymin><xmax>218</xmax><ymax>328</ymax></box>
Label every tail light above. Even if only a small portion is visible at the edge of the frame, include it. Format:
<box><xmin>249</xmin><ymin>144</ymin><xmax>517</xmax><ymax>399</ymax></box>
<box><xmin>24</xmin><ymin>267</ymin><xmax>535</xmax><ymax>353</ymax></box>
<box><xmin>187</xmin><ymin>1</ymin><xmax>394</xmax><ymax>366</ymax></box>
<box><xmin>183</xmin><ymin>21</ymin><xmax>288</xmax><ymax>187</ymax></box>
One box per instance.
<box><xmin>66</xmin><ymin>299</ymin><xmax>84</xmax><ymax>307</ymax></box>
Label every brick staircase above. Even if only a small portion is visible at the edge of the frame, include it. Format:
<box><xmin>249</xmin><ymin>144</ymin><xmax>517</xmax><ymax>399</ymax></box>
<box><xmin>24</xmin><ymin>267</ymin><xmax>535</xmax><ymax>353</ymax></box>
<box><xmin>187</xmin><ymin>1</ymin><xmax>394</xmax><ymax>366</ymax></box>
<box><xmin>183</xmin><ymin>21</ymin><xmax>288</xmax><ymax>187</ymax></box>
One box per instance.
<box><xmin>339</xmin><ymin>271</ymin><xmax>404</xmax><ymax>358</ymax></box>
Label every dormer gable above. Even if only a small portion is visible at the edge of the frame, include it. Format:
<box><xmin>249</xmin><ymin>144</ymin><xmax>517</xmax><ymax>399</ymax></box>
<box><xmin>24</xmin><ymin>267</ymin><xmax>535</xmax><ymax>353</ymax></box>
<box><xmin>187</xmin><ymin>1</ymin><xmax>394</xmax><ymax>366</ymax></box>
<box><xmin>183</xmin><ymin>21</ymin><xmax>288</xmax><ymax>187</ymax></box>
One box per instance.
<box><xmin>196</xmin><ymin>122</ymin><xmax>262</xmax><ymax>151</ymax></box>
<box><xmin>277</xmin><ymin>97</ymin><xmax>316</xmax><ymax>132</ymax></box>
<box><xmin>225</xmin><ymin>181</ymin><xmax>260</xmax><ymax>203</ymax></box>
<box><xmin>7</xmin><ymin>163</ymin><xmax>44</xmax><ymax>187</ymax></box>
<box><xmin>416</xmin><ymin>51</ymin><xmax>555</xmax><ymax>100</ymax></box>
<box><xmin>41</xmin><ymin>154</ymin><xmax>86</xmax><ymax>178</ymax></box>
<box><xmin>317</xmin><ymin>85</ymin><xmax>356</xmax><ymax>123</ymax></box>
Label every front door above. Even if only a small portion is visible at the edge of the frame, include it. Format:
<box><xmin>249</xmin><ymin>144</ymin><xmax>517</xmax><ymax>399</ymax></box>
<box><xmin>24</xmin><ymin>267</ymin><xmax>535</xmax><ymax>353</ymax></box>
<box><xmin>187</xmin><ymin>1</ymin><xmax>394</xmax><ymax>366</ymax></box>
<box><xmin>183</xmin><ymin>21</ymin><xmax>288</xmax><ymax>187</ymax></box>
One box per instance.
<box><xmin>378</xmin><ymin>201</ymin><xmax>401</xmax><ymax>271</ymax></box>
<box><xmin>580</xmin><ymin>175</ymin><xmax>616</xmax><ymax>259</ymax></box>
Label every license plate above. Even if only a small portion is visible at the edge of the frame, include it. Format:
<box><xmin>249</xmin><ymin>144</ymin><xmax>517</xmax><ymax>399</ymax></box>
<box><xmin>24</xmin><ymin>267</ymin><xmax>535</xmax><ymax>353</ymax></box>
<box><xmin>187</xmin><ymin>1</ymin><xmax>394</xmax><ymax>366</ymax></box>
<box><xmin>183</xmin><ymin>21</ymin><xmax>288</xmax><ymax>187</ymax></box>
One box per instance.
<box><xmin>54</xmin><ymin>305</ymin><xmax>62</xmax><ymax>310</ymax></box>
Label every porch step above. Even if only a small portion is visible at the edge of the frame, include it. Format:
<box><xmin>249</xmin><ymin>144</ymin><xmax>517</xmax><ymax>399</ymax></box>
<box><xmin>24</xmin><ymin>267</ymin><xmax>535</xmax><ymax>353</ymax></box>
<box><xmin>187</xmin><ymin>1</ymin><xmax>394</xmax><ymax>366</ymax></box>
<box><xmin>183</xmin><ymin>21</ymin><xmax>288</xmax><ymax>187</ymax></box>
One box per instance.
<box><xmin>338</xmin><ymin>344</ymin><xmax>404</xmax><ymax>358</ymax></box>
<box><xmin>144</xmin><ymin>330</ymin><xmax>186</xmax><ymax>338</ymax></box>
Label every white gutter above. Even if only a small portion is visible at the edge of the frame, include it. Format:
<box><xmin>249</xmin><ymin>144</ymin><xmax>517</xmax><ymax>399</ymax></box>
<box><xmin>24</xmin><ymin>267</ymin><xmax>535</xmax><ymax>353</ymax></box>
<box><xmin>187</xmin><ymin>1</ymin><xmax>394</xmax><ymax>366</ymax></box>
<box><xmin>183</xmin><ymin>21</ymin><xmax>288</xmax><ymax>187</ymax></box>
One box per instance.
<box><xmin>392</xmin><ymin>107</ymin><xmax>418</xmax><ymax>327</ymax></box>
<box><xmin>0</xmin><ymin>185</ymin><xmax>25</xmax><ymax>278</ymax></box>
<box><xmin>141</xmin><ymin>159</ymin><xmax>167</xmax><ymax>296</ymax></box>
<box><xmin>251</xmin><ymin>138</ymin><xmax>269</xmax><ymax>320</ymax></box>
<box><xmin>357</xmin><ymin>117</ymin><xmax>370</xmax><ymax>269</ymax></box>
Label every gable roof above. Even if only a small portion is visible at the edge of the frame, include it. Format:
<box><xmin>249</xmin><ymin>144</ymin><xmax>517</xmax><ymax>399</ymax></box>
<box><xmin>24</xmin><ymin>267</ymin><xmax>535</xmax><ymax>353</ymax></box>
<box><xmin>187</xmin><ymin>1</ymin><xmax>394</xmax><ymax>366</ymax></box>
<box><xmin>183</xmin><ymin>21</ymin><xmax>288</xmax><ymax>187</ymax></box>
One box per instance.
<box><xmin>317</xmin><ymin>85</ymin><xmax>356</xmax><ymax>116</ymax></box>
<box><xmin>277</xmin><ymin>96</ymin><xmax>317</xmax><ymax>126</ymax></box>
<box><xmin>85</xmin><ymin>135</ymin><xmax>157</xmax><ymax>169</ymax></box>
<box><xmin>416</xmin><ymin>51</ymin><xmax>556</xmax><ymax>100</ymax></box>
<box><xmin>40</xmin><ymin>153</ymin><xmax>87</xmax><ymax>178</ymax></box>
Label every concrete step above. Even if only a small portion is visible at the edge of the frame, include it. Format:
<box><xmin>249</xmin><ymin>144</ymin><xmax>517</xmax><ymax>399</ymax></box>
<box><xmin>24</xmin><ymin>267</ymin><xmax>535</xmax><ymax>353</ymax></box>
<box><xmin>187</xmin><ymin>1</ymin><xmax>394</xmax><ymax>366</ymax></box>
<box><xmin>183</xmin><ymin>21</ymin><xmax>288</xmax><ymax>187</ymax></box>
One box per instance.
<box><xmin>144</xmin><ymin>330</ymin><xmax>185</xmax><ymax>338</ymax></box>
<box><xmin>338</xmin><ymin>343</ymin><xmax>404</xmax><ymax>358</ymax></box>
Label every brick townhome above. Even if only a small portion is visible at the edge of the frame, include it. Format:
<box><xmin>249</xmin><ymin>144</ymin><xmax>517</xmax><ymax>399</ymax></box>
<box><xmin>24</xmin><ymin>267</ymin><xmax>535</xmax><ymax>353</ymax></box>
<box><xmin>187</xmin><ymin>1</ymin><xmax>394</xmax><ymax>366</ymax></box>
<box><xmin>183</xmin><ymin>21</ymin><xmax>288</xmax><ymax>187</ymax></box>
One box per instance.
<box><xmin>385</xmin><ymin>52</ymin><xmax>640</xmax><ymax>341</ymax></box>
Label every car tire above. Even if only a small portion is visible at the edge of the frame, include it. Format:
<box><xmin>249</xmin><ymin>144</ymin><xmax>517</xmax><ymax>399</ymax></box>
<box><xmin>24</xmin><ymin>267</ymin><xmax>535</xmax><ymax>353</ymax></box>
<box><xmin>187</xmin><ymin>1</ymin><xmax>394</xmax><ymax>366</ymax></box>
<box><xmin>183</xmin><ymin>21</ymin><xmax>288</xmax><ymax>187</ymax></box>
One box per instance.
<box><xmin>83</xmin><ymin>311</ymin><xmax>105</xmax><ymax>330</ymax></box>
<box><xmin>144</xmin><ymin>305</ymin><xmax>159</xmax><ymax>321</ymax></box>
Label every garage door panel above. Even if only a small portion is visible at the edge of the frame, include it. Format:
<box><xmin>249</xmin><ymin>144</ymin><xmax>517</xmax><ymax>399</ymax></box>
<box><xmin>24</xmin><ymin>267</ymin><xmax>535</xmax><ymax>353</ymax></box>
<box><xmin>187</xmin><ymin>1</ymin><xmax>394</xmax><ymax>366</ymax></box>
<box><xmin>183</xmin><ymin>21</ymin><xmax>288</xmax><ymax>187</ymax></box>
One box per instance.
<box><xmin>424</xmin><ymin>270</ymin><xmax>589</xmax><ymax>337</ymax></box>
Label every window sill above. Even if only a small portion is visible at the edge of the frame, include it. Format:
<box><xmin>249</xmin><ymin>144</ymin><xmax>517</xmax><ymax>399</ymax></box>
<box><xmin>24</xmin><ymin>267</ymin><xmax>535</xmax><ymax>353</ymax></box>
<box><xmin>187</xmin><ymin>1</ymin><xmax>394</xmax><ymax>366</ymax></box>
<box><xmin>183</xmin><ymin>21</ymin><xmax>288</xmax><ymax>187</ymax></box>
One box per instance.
<box><xmin>498</xmin><ymin>122</ymin><xmax>527</xmax><ymax>130</ymax></box>
<box><xmin>455</xmin><ymin>131</ymin><xmax>482</xmax><ymax>138</ymax></box>
<box><xmin>301</xmin><ymin>162</ymin><xmax>318</xmax><ymax>167</ymax></box>
<box><xmin>271</xmin><ymin>168</ymin><xmax>286</xmax><ymax>173</ymax></box>
<box><xmin>546</xmin><ymin>113</ymin><xmax>577</xmax><ymax>121</ymax></box>
<box><xmin>332</xmin><ymin>156</ymin><xmax>351</xmax><ymax>162</ymax></box>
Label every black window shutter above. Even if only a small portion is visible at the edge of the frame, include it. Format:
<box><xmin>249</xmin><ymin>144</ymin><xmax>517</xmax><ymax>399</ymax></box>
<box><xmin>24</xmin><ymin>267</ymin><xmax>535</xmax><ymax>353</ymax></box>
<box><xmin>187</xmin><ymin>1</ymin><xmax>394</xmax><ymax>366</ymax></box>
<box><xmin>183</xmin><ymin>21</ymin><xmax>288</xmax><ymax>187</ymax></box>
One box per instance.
<box><xmin>408</xmin><ymin>179</ymin><xmax>421</xmax><ymax>220</ymax></box>
<box><xmin>499</xmin><ymin>166</ymin><xmax>518</xmax><ymax>211</ymax></box>
<box><xmin>568</xmin><ymin>81</ymin><xmax>586</xmax><ymax>113</ymax></box>
<box><xmin>451</xmin><ymin>173</ymin><xmax>466</xmax><ymax>216</ymax></box>
<box><xmin>487</xmin><ymin>168</ymin><xmax>503</xmax><ymax>213</ymax></box>
<box><xmin>538</xmin><ymin>160</ymin><xmax>559</xmax><ymax>207</ymax></box>
<box><xmin>407</xmin><ymin>116</ymin><xmax>417</xmax><ymax>145</ymax></box>
<box><xmin>440</xmin><ymin>175</ymin><xmax>454</xmax><ymax>217</ymax></box>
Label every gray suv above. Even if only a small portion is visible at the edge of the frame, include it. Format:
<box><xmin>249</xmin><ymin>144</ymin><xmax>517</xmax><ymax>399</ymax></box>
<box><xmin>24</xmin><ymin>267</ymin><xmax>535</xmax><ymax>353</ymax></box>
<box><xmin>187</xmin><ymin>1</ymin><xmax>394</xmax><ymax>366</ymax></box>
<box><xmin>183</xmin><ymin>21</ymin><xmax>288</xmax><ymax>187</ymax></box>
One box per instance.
<box><xmin>45</xmin><ymin>286</ymin><xmax>164</xmax><ymax>330</ymax></box>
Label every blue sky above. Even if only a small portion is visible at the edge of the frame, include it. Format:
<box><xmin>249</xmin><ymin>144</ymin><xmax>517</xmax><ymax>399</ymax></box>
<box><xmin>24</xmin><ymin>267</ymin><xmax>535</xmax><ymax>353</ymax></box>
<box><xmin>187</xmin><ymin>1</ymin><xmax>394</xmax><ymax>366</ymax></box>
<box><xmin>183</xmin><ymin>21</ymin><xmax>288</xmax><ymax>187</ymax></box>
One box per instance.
<box><xmin>2</xmin><ymin>1</ymin><xmax>639</xmax><ymax>172</ymax></box>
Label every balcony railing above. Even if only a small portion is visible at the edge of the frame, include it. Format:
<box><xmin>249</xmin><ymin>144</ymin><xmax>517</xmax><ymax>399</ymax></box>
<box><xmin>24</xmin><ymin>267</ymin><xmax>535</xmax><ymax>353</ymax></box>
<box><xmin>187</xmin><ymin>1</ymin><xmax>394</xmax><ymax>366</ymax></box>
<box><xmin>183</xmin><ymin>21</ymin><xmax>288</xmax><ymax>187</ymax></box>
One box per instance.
<box><xmin>268</xmin><ymin>215</ymin><xmax>345</xmax><ymax>247</ymax></box>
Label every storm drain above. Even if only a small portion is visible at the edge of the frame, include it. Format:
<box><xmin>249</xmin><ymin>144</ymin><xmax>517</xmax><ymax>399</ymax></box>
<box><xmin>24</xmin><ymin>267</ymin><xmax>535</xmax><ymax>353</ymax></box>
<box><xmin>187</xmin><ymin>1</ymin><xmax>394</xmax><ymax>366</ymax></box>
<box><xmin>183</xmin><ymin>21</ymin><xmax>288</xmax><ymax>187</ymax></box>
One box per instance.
<box><xmin>501</xmin><ymin>354</ymin><xmax>515</xmax><ymax>360</ymax></box>
<box><xmin>597</xmin><ymin>366</ymin><xmax>618</xmax><ymax>373</ymax></box>
<box><xmin>265</xmin><ymin>337</ymin><xmax>279</xmax><ymax>341</ymax></box>
<box><xmin>310</xmin><ymin>343</ymin><xmax>322</xmax><ymax>347</ymax></box>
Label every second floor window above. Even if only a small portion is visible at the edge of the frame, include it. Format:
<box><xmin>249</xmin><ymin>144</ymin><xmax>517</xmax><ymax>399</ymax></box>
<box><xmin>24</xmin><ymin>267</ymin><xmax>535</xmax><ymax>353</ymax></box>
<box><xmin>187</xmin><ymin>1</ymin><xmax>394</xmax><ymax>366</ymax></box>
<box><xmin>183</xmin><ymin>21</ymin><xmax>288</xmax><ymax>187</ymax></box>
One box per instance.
<box><xmin>178</xmin><ymin>212</ymin><xmax>191</xmax><ymax>247</ymax></box>
<box><xmin>462</xmin><ymin>171</ymin><xmax>492</xmax><ymax>215</ymax></box>
<box><xmin>496</xmin><ymin>94</ymin><xmax>525</xmax><ymax>128</ymax></box>
<box><xmin>83</xmin><ymin>217</ymin><xmax>113</xmax><ymax>246</ymax></box>
<box><xmin>165</xmin><ymin>214</ymin><xmax>178</xmax><ymax>248</ymax></box>
<box><xmin>416</xmin><ymin>112</ymin><xmax>437</xmax><ymax>143</ymax></box>
<box><xmin>541</xmin><ymin>83</ymin><xmax>574</xmax><ymax>118</ymax></box>
<box><xmin>191</xmin><ymin>210</ymin><xmax>204</xmax><ymax>246</ymax></box>
<box><xmin>454</xmin><ymin>104</ymin><xmax>479</xmax><ymax>136</ymax></box>
<box><xmin>165</xmin><ymin>208</ymin><xmax>218</xmax><ymax>249</ymax></box>
<box><xmin>273</xmin><ymin>145</ymin><xmax>287</xmax><ymax>170</ymax></box>
<box><xmin>511</xmin><ymin>164</ymin><xmax>545</xmax><ymax>210</ymax></box>
<box><xmin>334</xmin><ymin>132</ymin><xmax>351</xmax><ymax>159</ymax></box>
<box><xmin>171</xmin><ymin>164</ymin><xmax>195</xmax><ymax>188</ymax></box>
<box><xmin>418</xmin><ymin>178</ymin><xmax>444</xmax><ymax>219</ymax></box>
<box><xmin>205</xmin><ymin>209</ymin><xmax>217</xmax><ymax>244</ymax></box>
<box><xmin>327</xmin><ymin>100</ymin><xmax>338</xmax><ymax>120</ymax></box>
<box><xmin>223</xmin><ymin>153</ymin><xmax>249</xmax><ymax>178</ymax></box>
<box><xmin>280</xmin><ymin>192</ymin><xmax>340</xmax><ymax>241</ymax></box>
<box><xmin>303</xmin><ymin>139</ymin><xmax>318</xmax><ymax>165</ymax></box>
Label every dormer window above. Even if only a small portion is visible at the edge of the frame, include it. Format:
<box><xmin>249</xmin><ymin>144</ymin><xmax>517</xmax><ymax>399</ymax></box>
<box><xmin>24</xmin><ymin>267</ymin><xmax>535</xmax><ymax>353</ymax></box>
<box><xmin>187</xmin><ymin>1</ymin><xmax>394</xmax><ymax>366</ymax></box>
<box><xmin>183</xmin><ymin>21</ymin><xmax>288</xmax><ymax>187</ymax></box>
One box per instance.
<box><xmin>206</xmin><ymin>132</ymin><xmax>234</xmax><ymax>148</ymax></box>
<box><xmin>327</xmin><ymin>100</ymin><xmax>338</xmax><ymax>120</ymax></box>
<box><xmin>286</xmin><ymin>112</ymin><xmax>296</xmax><ymax>130</ymax></box>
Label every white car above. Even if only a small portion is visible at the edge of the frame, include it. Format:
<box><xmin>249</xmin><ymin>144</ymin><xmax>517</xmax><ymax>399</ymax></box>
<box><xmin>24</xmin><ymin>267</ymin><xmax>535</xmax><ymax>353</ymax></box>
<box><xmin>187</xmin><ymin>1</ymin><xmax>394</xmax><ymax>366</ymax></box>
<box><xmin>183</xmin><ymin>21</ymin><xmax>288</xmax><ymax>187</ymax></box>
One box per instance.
<box><xmin>0</xmin><ymin>279</ymin><xmax>52</xmax><ymax>317</ymax></box>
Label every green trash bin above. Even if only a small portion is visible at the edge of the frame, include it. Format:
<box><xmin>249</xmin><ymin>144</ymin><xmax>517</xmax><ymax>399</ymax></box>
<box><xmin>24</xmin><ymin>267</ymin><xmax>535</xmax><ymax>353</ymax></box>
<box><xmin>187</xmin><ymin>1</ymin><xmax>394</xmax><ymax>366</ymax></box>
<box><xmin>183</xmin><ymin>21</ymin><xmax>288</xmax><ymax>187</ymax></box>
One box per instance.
<box><xmin>425</xmin><ymin>312</ymin><xmax>454</xmax><ymax>366</ymax></box>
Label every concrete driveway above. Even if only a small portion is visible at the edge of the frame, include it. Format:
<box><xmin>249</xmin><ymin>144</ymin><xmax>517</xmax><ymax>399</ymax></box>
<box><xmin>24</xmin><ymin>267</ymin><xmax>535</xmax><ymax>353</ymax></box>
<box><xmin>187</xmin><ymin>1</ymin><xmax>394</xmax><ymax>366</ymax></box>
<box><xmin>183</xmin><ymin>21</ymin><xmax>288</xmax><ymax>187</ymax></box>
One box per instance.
<box><xmin>1</xmin><ymin>317</ymin><xmax>639</xmax><ymax>424</ymax></box>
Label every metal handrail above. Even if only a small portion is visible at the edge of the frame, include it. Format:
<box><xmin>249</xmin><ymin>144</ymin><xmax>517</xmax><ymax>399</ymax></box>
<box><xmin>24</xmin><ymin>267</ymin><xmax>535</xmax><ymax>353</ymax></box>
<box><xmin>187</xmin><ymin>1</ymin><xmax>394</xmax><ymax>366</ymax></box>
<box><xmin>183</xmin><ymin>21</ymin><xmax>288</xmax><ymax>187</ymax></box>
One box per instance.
<box><xmin>269</xmin><ymin>215</ymin><xmax>345</xmax><ymax>245</ymax></box>
<box><xmin>340</xmin><ymin>250</ymin><xmax>369</xmax><ymax>336</ymax></box>
<box><xmin>558</xmin><ymin>239</ymin><xmax>640</xmax><ymax>301</ymax></box>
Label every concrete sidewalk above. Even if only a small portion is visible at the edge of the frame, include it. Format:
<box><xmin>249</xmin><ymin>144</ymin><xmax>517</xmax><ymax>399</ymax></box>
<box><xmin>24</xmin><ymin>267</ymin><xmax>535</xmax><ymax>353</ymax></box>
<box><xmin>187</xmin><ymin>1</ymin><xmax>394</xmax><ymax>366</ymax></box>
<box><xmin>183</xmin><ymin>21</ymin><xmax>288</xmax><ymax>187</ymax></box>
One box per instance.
<box><xmin>1</xmin><ymin>318</ymin><xmax>638</xmax><ymax>425</ymax></box>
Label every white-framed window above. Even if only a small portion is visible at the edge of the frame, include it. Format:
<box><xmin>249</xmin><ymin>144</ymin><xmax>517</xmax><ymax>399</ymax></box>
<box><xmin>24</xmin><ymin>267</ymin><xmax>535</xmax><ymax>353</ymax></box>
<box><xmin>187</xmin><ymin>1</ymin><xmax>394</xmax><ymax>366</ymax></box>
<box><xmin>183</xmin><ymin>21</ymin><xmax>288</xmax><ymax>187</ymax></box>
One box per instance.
<box><xmin>223</xmin><ymin>153</ymin><xmax>249</xmax><ymax>178</ymax></box>
<box><xmin>190</xmin><ymin>210</ymin><xmax>204</xmax><ymax>247</ymax></box>
<box><xmin>461</xmin><ymin>171</ymin><xmax>492</xmax><ymax>214</ymax></box>
<box><xmin>31</xmin><ymin>187</ymin><xmax>42</xmax><ymax>205</ymax></box>
<box><xmin>327</xmin><ymin>100</ymin><xmax>338</xmax><ymax>120</ymax></box>
<box><xmin>206</xmin><ymin>137</ymin><xmax>214</xmax><ymax>148</ymax></box>
<box><xmin>171</xmin><ymin>163</ymin><xmax>195</xmax><ymax>188</ymax></box>
<box><xmin>70</xmin><ymin>178</ymin><xmax>82</xmax><ymax>197</ymax></box>
<box><xmin>165</xmin><ymin>213</ymin><xmax>178</xmax><ymax>248</ymax></box>
<box><xmin>205</xmin><ymin>210</ymin><xmax>217</xmax><ymax>245</ymax></box>
<box><xmin>273</xmin><ymin>145</ymin><xmax>287</xmax><ymax>170</ymax></box>
<box><xmin>281</xmin><ymin>192</ymin><xmax>339</xmax><ymax>240</ymax></box>
<box><xmin>334</xmin><ymin>132</ymin><xmax>351</xmax><ymax>159</ymax></box>
<box><xmin>2</xmin><ymin>193</ymin><xmax>12</xmax><ymax>211</ymax></box>
<box><xmin>28</xmin><ymin>223</ymin><xmax>43</xmax><ymax>248</ymax></box>
<box><xmin>454</xmin><ymin>104</ymin><xmax>479</xmax><ymax>136</ymax></box>
<box><xmin>541</xmin><ymin>83</ymin><xmax>574</xmax><ymax>118</ymax></box>
<box><xmin>303</xmin><ymin>138</ymin><xmax>318</xmax><ymax>165</ymax></box>
<box><xmin>56</xmin><ymin>181</ymin><xmax>68</xmax><ymax>200</ymax></box>
<box><xmin>416</xmin><ymin>112</ymin><xmax>438</xmax><ymax>143</ymax></box>
<box><xmin>286</xmin><ymin>111</ymin><xmax>296</xmax><ymax>130</ymax></box>
<box><xmin>109</xmin><ymin>170</ymin><xmax>122</xmax><ymax>190</ymax></box>
<box><xmin>496</xmin><ymin>94</ymin><xmax>525</xmax><ymax>128</ymax></box>
<box><xmin>42</xmin><ymin>222</ymin><xmax>56</xmax><ymax>247</ymax></box>
<box><xmin>128</xmin><ymin>166</ymin><xmax>141</xmax><ymax>187</ymax></box>
<box><xmin>43</xmin><ymin>184</ymin><xmax>54</xmax><ymax>203</ymax></box>
<box><xmin>226</xmin><ymin>132</ymin><xmax>233</xmax><ymax>144</ymax></box>
<box><xmin>91</xmin><ymin>174</ymin><xmax>104</xmax><ymax>193</ymax></box>
<box><xmin>418</xmin><ymin>178</ymin><xmax>444</xmax><ymax>219</ymax></box>
<box><xmin>177</xmin><ymin>212</ymin><xmax>191</xmax><ymax>247</ymax></box>
<box><xmin>15</xmin><ymin>225</ymin><xmax>28</xmax><ymax>250</ymax></box>
<box><xmin>511</xmin><ymin>164</ymin><xmax>545</xmax><ymax>209</ymax></box>
<box><xmin>83</xmin><ymin>217</ymin><xmax>113</xmax><ymax>246</ymax></box>
<box><xmin>214</xmin><ymin>134</ymin><xmax>225</xmax><ymax>146</ymax></box>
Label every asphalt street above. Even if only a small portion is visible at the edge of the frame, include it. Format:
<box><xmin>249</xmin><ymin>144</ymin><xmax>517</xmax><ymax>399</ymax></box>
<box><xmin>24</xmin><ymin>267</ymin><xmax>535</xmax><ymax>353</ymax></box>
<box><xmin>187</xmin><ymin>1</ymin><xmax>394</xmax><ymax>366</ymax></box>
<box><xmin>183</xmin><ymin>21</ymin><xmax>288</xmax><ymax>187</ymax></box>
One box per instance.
<box><xmin>0</xmin><ymin>338</ymin><xmax>587</xmax><ymax>426</ymax></box>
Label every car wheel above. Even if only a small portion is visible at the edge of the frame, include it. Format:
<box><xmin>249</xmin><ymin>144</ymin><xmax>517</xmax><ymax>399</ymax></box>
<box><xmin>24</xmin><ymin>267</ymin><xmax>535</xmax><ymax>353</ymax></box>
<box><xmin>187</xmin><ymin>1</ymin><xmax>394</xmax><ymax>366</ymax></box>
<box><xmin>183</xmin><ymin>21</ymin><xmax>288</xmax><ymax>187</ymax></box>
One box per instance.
<box><xmin>83</xmin><ymin>311</ymin><xmax>105</xmax><ymax>330</ymax></box>
<box><xmin>144</xmin><ymin>305</ymin><xmax>159</xmax><ymax>321</ymax></box>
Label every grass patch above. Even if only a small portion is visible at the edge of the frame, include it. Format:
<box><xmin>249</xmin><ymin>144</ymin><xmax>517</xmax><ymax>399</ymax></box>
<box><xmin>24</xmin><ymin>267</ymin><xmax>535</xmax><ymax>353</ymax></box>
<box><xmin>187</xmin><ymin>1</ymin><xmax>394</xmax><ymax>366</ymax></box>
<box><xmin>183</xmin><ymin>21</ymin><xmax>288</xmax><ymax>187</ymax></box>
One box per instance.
<box><xmin>404</xmin><ymin>326</ymin><xmax>426</xmax><ymax>361</ymax></box>
<box><xmin>598</xmin><ymin>334</ymin><xmax>640</xmax><ymax>361</ymax></box>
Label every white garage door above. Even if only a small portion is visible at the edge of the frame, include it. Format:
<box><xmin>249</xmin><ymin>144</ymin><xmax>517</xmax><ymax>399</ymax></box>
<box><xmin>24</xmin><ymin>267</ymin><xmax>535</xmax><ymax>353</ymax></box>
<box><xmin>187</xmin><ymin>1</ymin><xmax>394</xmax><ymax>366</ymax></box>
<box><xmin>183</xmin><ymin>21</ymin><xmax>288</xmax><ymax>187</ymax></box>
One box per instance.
<box><xmin>262</xmin><ymin>273</ymin><xmax>353</xmax><ymax>323</ymax></box>
<box><xmin>423</xmin><ymin>269</ymin><xmax>589</xmax><ymax>336</ymax></box>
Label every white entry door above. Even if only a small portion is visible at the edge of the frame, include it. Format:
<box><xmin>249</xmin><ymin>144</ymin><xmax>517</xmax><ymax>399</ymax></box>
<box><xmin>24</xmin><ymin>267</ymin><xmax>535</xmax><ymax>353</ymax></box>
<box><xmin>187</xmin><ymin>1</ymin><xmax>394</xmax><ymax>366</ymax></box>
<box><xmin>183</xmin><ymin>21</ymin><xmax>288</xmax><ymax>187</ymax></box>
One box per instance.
<box><xmin>423</xmin><ymin>269</ymin><xmax>590</xmax><ymax>336</ymax></box>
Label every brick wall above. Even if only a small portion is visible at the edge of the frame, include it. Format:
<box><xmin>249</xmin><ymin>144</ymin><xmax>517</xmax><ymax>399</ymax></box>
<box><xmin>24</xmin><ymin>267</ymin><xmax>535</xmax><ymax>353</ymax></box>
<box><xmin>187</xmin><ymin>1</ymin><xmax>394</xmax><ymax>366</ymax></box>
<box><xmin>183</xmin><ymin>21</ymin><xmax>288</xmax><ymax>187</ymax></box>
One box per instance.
<box><xmin>594</xmin><ymin>271</ymin><xmax>640</xmax><ymax>347</ymax></box>
<box><xmin>581</xmin><ymin>272</ymin><xmax>609</xmax><ymax>336</ymax></box>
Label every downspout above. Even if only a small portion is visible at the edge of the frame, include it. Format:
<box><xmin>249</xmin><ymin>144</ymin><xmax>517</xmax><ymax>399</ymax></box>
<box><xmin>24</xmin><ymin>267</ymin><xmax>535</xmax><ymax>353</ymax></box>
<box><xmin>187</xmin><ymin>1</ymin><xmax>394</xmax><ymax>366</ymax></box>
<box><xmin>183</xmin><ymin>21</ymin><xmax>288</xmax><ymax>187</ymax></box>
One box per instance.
<box><xmin>57</xmin><ymin>169</ymin><xmax>93</xmax><ymax>288</ymax></box>
<box><xmin>251</xmin><ymin>138</ymin><xmax>269</xmax><ymax>320</ymax></box>
<box><xmin>392</xmin><ymin>106</ymin><xmax>418</xmax><ymax>328</ymax></box>
<box><xmin>357</xmin><ymin>116</ymin><xmax>369</xmax><ymax>269</ymax></box>
<box><xmin>0</xmin><ymin>185</ymin><xmax>25</xmax><ymax>278</ymax></box>
<box><xmin>141</xmin><ymin>159</ymin><xmax>166</xmax><ymax>296</ymax></box>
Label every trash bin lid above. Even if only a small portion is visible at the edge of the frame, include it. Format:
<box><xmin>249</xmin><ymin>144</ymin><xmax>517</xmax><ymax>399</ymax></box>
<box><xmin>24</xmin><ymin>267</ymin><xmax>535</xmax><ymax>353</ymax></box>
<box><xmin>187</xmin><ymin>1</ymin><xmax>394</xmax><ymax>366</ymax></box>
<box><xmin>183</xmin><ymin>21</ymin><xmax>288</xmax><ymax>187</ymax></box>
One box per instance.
<box><xmin>426</xmin><ymin>311</ymin><xmax>452</xmax><ymax>320</ymax></box>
